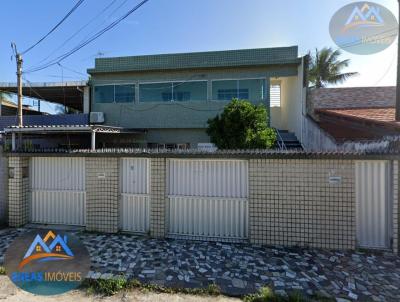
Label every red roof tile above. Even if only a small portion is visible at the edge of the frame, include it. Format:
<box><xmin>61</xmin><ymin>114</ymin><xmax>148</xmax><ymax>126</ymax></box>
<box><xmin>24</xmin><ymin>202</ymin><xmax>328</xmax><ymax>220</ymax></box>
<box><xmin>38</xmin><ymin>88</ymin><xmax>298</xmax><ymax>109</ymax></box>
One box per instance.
<box><xmin>316</xmin><ymin>107</ymin><xmax>400</xmax><ymax>130</ymax></box>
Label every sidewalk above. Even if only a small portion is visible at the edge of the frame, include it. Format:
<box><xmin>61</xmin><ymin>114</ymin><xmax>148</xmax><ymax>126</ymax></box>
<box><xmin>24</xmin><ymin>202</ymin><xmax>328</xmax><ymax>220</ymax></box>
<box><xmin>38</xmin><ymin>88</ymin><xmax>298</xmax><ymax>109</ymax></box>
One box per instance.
<box><xmin>0</xmin><ymin>228</ymin><xmax>399</xmax><ymax>301</ymax></box>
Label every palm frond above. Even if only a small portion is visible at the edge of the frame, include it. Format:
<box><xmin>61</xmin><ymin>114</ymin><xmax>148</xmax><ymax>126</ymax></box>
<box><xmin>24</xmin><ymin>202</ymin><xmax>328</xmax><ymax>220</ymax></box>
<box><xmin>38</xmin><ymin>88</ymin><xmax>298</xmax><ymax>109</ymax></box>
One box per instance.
<box><xmin>307</xmin><ymin>47</ymin><xmax>357</xmax><ymax>88</ymax></box>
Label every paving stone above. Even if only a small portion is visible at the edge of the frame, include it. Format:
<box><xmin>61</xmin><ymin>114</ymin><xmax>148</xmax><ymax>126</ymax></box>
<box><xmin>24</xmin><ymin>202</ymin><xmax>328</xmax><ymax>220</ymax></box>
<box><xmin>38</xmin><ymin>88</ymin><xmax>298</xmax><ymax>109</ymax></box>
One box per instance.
<box><xmin>0</xmin><ymin>228</ymin><xmax>399</xmax><ymax>299</ymax></box>
<box><xmin>232</xmin><ymin>278</ymin><xmax>247</xmax><ymax>289</ymax></box>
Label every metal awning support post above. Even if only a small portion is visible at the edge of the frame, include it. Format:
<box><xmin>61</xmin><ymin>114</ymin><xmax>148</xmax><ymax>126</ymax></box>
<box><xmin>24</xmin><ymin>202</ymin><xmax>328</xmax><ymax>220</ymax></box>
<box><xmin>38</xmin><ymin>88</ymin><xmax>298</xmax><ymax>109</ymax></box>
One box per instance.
<box><xmin>91</xmin><ymin>130</ymin><xmax>96</xmax><ymax>151</ymax></box>
<box><xmin>11</xmin><ymin>132</ymin><xmax>16</xmax><ymax>151</ymax></box>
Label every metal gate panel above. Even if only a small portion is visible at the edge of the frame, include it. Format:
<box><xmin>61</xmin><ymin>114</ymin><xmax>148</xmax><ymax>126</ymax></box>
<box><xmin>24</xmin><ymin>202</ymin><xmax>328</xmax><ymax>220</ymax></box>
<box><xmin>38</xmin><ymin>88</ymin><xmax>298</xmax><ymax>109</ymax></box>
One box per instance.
<box><xmin>120</xmin><ymin>158</ymin><xmax>150</xmax><ymax>233</ymax></box>
<box><xmin>30</xmin><ymin>157</ymin><xmax>86</xmax><ymax>225</ymax></box>
<box><xmin>356</xmin><ymin>161</ymin><xmax>391</xmax><ymax>249</ymax></box>
<box><xmin>168</xmin><ymin>196</ymin><xmax>248</xmax><ymax>238</ymax></box>
<box><xmin>120</xmin><ymin>194</ymin><xmax>150</xmax><ymax>232</ymax></box>
<box><xmin>168</xmin><ymin>159</ymin><xmax>248</xmax><ymax>198</ymax></box>
<box><xmin>31</xmin><ymin>191</ymin><xmax>86</xmax><ymax>226</ymax></box>
<box><xmin>121</xmin><ymin>158</ymin><xmax>149</xmax><ymax>194</ymax></box>
<box><xmin>31</xmin><ymin>157</ymin><xmax>85</xmax><ymax>191</ymax></box>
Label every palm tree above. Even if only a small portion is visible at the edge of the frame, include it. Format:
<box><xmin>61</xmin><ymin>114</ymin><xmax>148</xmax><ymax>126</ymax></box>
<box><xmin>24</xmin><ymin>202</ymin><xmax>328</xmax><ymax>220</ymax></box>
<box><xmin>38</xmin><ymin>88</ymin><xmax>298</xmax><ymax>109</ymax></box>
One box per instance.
<box><xmin>308</xmin><ymin>47</ymin><xmax>358</xmax><ymax>88</ymax></box>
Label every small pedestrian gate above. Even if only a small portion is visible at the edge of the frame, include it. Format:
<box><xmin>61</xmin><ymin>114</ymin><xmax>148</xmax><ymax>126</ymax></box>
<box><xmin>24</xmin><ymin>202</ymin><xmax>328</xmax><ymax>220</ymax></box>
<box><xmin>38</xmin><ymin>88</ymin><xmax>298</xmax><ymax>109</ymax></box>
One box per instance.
<box><xmin>120</xmin><ymin>158</ymin><xmax>150</xmax><ymax>233</ymax></box>
<box><xmin>168</xmin><ymin>159</ymin><xmax>248</xmax><ymax>240</ymax></box>
<box><xmin>356</xmin><ymin>161</ymin><xmax>392</xmax><ymax>249</ymax></box>
<box><xmin>30</xmin><ymin>157</ymin><xmax>86</xmax><ymax>226</ymax></box>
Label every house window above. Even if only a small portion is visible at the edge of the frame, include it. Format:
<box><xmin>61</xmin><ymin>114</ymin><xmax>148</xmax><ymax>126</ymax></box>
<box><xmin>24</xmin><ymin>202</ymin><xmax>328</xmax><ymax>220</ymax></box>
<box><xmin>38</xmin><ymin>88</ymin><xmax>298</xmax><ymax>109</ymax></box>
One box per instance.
<box><xmin>270</xmin><ymin>84</ymin><xmax>281</xmax><ymax>107</ymax></box>
<box><xmin>94</xmin><ymin>84</ymin><xmax>134</xmax><ymax>103</ymax></box>
<box><xmin>94</xmin><ymin>85</ymin><xmax>114</xmax><ymax>103</ymax></box>
<box><xmin>212</xmin><ymin>79</ymin><xmax>265</xmax><ymax>102</ymax></box>
<box><xmin>139</xmin><ymin>81</ymin><xmax>207</xmax><ymax>102</ymax></box>
<box><xmin>115</xmin><ymin>85</ymin><xmax>135</xmax><ymax>103</ymax></box>
<box><xmin>162</xmin><ymin>92</ymin><xmax>191</xmax><ymax>102</ymax></box>
<box><xmin>217</xmin><ymin>89</ymin><xmax>249</xmax><ymax>100</ymax></box>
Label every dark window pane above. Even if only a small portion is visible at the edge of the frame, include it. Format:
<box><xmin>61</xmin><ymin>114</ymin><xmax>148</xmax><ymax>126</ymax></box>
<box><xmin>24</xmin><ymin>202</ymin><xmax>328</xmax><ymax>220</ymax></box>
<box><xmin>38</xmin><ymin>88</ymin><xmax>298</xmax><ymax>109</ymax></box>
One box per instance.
<box><xmin>139</xmin><ymin>83</ymin><xmax>171</xmax><ymax>102</ymax></box>
<box><xmin>212</xmin><ymin>80</ymin><xmax>237</xmax><ymax>101</ymax></box>
<box><xmin>115</xmin><ymin>84</ymin><xmax>134</xmax><ymax>103</ymax></box>
<box><xmin>173</xmin><ymin>81</ymin><xmax>207</xmax><ymax>101</ymax></box>
<box><xmin>238</xmin><ymin>79</ymin><xmax>265</xmax><ymax>102</ymax></box>
<box><xmin>94</xmin><ymin>85</ymin><xmax>114</xmax><ymax>103</ymax></box>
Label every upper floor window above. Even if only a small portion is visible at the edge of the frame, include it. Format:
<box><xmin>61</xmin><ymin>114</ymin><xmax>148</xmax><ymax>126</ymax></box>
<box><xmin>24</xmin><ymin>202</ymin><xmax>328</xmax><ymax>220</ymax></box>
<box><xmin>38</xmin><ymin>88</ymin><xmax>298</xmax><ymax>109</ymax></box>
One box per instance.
<box><xmin>94</xmin><ymin>84</ymin><xmax>134</xmax><ymax>103</ymax></box>
<box><xmin>139</xmin><ymin>81</ymin><xmax>207</xmax><ymax>102</ymax></box>
<box><xmin>218</xmin><ymin>89</ymin><xmax>249</xmax><ymax>101</ymax></box>
<box><xmin>270</xmin><ymin>83</ymin><xmax>281</xmax><ymax>107</ymax></box>
<box><xmin>212</xmin><ymin>79</ymin><xmax>265</xmax><ymax>102</ymax></box>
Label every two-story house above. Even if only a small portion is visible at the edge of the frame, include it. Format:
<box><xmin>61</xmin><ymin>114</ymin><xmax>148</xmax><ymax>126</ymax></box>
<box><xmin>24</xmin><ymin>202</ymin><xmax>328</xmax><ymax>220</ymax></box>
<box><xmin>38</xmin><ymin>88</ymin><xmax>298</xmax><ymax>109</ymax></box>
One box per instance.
<box><xmin>87</xmin><ymin>46</ymin><xmax>307</xmax><ymax>149</ymax></box>
<box><xmin>1</xmin><ymin>46</ymin><xmax>307</xmax><ymax>150</ymax></box>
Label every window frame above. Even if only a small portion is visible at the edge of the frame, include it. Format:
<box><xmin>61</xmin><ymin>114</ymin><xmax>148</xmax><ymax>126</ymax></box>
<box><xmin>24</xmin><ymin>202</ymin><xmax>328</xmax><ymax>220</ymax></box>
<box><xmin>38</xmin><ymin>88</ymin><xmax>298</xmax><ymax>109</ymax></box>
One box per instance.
<box><xmin>210</xmin><ymin>77</ymin><xmax>266</xmax><ymax>102</ymax></box>
<box><xmin>94</xmin><ymin>83</ymin><xmax>135</xmax><ymax>104</ymax></box>
<box><xmin>138</xmin><ymin>80</ymin><xmax>208</xmax><ymax>103</ymax></box>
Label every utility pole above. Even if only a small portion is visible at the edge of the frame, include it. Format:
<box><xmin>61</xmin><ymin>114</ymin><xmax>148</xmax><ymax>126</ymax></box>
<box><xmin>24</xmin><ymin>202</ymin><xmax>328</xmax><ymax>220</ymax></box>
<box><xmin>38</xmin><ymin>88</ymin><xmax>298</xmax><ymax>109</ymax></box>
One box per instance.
<box><xmin>11</xmin><ymin>43</ymin><xmax>23</xmax><ymax>127</ymax></box>
<box><xmin>16</xmin><ymin>53</ymin><xmax>23</xmax><ymax>127</ymax></box>
<box><xmin>396</xmin><ymin>0</ymin><xmax>400</xmax><ymax>120</ymax></box>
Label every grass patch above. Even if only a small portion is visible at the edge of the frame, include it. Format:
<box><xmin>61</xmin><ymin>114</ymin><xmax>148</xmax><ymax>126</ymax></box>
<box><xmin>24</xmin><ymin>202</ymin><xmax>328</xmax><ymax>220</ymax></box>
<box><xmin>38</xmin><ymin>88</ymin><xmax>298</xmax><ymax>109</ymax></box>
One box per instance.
<box><xmin>0</xmin><ymin>267</ymin><xmax>6</xmax><ymax>275</ymax></box>
<box><xmin>243</xmin><ymin>287</ymin><xmax>334</xmax><ymax>302</ymax></box>
<box><xmin>83</xmin><ymin>277</ymin><xmax>128</xmax><ymax>296</ymax></box>
<box><xmin>82</xmin><ymin>278</ymin><xmax>333</xmax><ymax>301</ymax></box>
<box><xmin>82</xmin><ymin>277</ymin><xmax>221</xmax><ymax>297</ymax></box>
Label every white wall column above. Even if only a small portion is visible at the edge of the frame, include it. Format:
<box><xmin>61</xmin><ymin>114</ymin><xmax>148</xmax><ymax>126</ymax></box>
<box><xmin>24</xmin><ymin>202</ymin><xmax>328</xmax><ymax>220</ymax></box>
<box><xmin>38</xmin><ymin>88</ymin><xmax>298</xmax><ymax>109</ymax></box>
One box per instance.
<box><xmin>83</xmin><ymin>86</ymin><xmax>90</xmax><ymax>114</ymax></box>
<box><xmin>91</xmin><ymin>131</ymin><xmax>96</xmax><ymax>151</ymax></box>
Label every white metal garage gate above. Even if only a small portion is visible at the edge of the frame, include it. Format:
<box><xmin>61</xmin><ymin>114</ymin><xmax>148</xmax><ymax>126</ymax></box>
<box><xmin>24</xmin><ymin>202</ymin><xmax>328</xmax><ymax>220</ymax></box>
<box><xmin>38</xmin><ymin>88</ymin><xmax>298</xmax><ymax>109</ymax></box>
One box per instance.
<box><xmin>356</xmin><ymin>161</ymin><xmax>392</xmax><ymax>249</ymax></box>
<box><xmin>120</xmin><ymin>158</ymin><xmax>150</xmax><ymax>233</ymax></box>
<box><xmin>30</xmin><ymin>157</ymin><xmax>86</xmax><ymax>226</ymax></box>
<box><xmin>167</xmin><ymin>159</ymin><xmax>249</xmax><ymax>240</ymax></box>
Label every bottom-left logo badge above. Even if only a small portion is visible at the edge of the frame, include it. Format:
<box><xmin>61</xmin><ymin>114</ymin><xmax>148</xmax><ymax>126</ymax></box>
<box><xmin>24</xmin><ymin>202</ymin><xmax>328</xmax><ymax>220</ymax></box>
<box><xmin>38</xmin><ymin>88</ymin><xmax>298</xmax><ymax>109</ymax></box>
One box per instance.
<box><xmin>4</xmin><ymin>230</ymin><xmax>91</xmax><ymax>296</ymax></box>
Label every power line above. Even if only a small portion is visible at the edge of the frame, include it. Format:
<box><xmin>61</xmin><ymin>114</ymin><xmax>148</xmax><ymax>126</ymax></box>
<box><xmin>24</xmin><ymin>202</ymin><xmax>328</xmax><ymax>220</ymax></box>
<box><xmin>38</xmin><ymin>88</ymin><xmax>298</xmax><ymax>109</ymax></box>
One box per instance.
<box><xmin>35</xmin><ymin>0</ymin><xmax>118</xmax><ymax>65</ymax></box>
<box><xmin>21</xmin><ymin>0</ymin><xmax>86</xmax><ymax>55</ymax></box>
<box><xmin>24</xmin><ymin>0</ymin><xmax>150</xmax><ymax>74</ymax></box>
<box><xmin>25</xmin><ymin>0</ymin><xmax>148</xmax><ymax>73</ymax></box>
<box><xmin>58</xmin><ymin>63</ymin><xmax>87</xmax><ymax>77</ymax></box>
<box><xmin>77</xmin><ymin>0</ymin><xmax>131</xmax><ymax>45</ymax></box>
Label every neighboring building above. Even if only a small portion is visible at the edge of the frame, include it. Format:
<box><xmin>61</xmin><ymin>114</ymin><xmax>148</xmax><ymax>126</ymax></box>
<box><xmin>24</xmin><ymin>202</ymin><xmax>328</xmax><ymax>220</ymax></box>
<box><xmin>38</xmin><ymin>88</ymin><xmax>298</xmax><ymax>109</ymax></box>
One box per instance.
<box><xmin>304</xmin><ymin>87</ymin><xmax>400</xmax><ymax>152</ymax></box>
<box><xmin>0</xmin><ymin>99</ymin><xmax>43</xmax><ymax>116</ymax></box>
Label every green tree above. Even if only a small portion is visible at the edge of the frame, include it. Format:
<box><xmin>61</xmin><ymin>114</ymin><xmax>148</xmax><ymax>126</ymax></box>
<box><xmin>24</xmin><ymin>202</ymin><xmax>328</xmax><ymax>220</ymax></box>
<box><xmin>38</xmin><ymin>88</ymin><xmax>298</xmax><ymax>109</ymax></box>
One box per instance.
<box><xmin>206</xmin><ymin>99</ymin><xmax>277</xmax><ymax>149</ymax></box>
<box><xmin>308</xmin><ymin>47</ymin><xmax>358</xmax><ymax>88</ymax></box>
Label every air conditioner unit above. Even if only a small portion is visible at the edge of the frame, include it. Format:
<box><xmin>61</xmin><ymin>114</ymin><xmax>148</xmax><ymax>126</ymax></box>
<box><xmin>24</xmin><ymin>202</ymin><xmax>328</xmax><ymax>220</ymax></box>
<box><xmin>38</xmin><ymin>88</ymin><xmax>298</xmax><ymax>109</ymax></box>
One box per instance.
<box><xmin>90</xmin><ymin>112</ymin><xmax>105</xmax><ymax>124</ymax></box>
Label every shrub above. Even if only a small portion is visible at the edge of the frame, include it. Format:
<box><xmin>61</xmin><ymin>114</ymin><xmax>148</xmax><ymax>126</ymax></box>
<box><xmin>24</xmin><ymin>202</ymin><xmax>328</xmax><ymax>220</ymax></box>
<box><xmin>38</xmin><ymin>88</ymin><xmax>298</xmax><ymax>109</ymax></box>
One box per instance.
<box><xmin>206</xmin><ymin>99</ymin><xmax>276</xmax><ymax>149</ymax></box>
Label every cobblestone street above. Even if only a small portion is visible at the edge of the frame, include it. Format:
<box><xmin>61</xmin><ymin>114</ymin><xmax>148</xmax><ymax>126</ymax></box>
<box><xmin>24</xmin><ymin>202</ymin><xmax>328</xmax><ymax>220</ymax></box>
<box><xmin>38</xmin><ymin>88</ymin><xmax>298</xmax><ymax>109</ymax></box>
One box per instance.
<box><xmin>0</xmin><ymin>228</ymin><xmax>399</xmax><ymax>301</ymax></box>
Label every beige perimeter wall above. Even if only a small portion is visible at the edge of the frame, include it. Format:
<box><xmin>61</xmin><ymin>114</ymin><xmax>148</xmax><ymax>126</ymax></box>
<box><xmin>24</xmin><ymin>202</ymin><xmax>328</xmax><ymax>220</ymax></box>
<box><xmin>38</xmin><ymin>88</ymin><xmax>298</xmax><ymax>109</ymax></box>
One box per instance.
<box><xmin>249</xmin><ymin>159</ymin><xmax>355</xmax><ymax>249</ymax></box>
<box><xmin>6</xmin><ymin>155</ymin><xmax>398</xmax><ymax>253</ymax></box>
